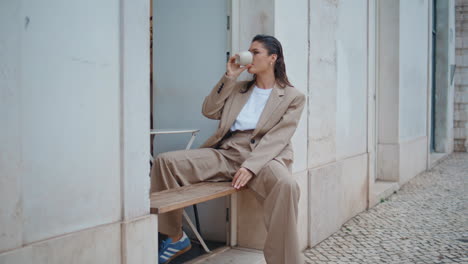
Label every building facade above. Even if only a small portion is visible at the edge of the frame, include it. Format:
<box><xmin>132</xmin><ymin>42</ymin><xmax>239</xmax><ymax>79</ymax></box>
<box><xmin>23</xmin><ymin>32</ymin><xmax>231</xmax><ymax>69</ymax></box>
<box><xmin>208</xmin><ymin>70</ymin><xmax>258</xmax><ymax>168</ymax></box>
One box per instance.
<box><xmin>0</xmin><ymin>0</ymin><xmax>456</xmax><ymax>263</ymax></box>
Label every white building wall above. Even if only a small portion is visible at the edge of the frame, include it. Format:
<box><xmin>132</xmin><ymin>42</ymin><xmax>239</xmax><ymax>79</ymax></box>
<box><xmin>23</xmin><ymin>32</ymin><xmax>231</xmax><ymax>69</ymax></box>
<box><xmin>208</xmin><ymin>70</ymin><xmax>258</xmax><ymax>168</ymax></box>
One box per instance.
<box><xmin>0</xmin><ymin>0</ymin><xmax>23</xmax><ymax>253</ymax></box>
<box><xmin>376</xmin><ymin>0</ymin><xmax>438</xmax><ymax>185</ymax></box>
<box><xmin>275</xmin><ymin>0</ymin><xmax>309</xmax><ymax>174</ymax></box>
<box><xmin>335</xmin><ymin>2</ymin><xmax>368</xmax><ymax>160</ymax></box>
<box><xmin>1</xmin><ymin>0</ymin><xmax>120</xmax><ymax>248</ymax></box>
<box><xmin>307</xmin><ymin>0</ymin><xmax>369</xmax><ymax>247</ymax></box>
<box><xmin>20</xmin><ymin>0</ymin><xmax>121</xmax><ymax>243</ymax></box>
<box><xmin>274</xmin><ymin>0</ymin><xmax>309</xmax><ymax>250</ymax></box>
<box><xmin>397</xmin><ymin>0</ymin><xmax>430</xmax><ymax>184</ymax></box>
<box><xmin>0</xmin><ymin>0</ymin><xmax>156</xmax><ymax>263</ymax></box>
<box><xmin>308</xmin><ymin>0</ymin><xmax>338</xmax><ymax>167</ymax></box>
<box><xmin>377</xmin><ymin>0</ymin><xmax>400</xmax><ymax>147</ymax></box>
<box><xmin>121</xmin><ymin>0</ymin><xmax>153</xmax><ymax>221</ymax></box>
<box><xmin>399</xmin><ymin>0</ymin><xmax>429</xmax><ymax>141</ymax></box>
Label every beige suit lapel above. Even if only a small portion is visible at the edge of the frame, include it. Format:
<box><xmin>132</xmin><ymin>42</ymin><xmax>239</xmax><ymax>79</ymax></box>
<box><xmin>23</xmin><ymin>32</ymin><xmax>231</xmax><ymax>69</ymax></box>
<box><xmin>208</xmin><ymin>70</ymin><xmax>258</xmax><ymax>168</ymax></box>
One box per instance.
<box><xmin>221</xmin><ymin>84</ymin><xmax>254</xmax><ymax>135</ymax></box>
<box><xmin>252</xmin><ymin>83</ymin><xmax>285</xmax><ymax>137</ymax></box>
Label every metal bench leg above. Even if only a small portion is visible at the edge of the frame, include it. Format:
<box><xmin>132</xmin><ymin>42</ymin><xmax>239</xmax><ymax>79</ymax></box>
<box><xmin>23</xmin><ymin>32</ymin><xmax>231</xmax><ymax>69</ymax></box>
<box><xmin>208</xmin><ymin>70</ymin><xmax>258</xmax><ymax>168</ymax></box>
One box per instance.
<box><xmin>192</xmin><ymin>205</ymin><xmax>201</xmax><ymax>233</ymax></box>
<box><xmin>183</xmin><ymin>210</ymin><xmax>210</xmax><ymax>253</ymax></box>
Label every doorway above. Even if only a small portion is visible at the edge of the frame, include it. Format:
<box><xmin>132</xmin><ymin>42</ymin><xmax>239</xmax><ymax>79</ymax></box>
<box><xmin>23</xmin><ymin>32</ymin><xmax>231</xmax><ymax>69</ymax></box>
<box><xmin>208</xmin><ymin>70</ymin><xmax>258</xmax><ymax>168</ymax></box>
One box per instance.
<box><xmin>151</xmin><ymin>0</ymin><xmax>230</xmax><ymax>261</ymax></box>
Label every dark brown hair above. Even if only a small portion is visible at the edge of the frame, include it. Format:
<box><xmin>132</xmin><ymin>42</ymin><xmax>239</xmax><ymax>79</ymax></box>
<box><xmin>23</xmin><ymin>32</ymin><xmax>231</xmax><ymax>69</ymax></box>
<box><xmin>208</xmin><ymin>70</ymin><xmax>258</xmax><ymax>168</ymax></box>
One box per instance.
<box><xmin>242</xmin><ymin>34</ymin><xmax>293</xmax><ymax>93</ymax></box>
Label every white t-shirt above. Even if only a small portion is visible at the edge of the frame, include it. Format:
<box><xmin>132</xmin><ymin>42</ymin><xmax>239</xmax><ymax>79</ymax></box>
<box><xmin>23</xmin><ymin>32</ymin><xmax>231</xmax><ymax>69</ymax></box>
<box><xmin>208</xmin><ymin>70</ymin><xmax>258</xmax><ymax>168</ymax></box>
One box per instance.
<box><xmin>230</xmin><ymin>86</ymin><xmax>273</xmax><ymax>131</ymax></box>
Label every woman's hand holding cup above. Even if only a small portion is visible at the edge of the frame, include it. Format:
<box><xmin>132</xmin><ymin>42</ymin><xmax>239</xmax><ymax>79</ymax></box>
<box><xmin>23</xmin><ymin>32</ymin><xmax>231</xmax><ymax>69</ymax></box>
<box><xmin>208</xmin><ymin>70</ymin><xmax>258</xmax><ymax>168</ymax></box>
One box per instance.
<box><xmin>226</xmin><ymin>51</ymin><xmax>253</xmax><ymax>79</ymax></box>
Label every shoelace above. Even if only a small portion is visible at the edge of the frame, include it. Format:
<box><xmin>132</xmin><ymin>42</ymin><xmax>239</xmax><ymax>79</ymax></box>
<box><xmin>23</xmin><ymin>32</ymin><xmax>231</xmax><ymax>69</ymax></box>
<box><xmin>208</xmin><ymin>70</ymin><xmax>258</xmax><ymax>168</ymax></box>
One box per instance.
<box><xmin>159</xmin><ymin>239</ymin><xmax>170</xmax><ymax>252</ymax></box>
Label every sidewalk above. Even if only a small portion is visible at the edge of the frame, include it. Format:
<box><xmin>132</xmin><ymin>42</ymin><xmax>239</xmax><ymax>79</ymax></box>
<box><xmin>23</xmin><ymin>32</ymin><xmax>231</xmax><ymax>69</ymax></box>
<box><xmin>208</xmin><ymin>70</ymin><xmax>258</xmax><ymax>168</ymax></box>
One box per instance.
<box><xmin>304</xmin><ymin>153</ymin><xmax>468</xmax><ymax>264</ymax></box>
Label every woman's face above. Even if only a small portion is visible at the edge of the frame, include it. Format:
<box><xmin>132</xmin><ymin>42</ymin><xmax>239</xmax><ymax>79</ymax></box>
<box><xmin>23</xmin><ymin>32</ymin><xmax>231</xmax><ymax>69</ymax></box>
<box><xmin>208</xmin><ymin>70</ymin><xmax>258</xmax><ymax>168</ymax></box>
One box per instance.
<box><xmin>247</xmin><ymin>41</ymin><xmax>277</xmax><ymax>75</ymax></box>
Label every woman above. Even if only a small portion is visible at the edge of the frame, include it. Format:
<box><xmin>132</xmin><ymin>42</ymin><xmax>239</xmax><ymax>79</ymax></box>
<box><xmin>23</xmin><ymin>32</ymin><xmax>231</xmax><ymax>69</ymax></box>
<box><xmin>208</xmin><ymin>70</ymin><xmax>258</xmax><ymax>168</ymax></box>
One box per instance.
<box><xmin>152</xmin><ymin>34</ymin><xmax>305</xmax><ymax>264</ymax></box>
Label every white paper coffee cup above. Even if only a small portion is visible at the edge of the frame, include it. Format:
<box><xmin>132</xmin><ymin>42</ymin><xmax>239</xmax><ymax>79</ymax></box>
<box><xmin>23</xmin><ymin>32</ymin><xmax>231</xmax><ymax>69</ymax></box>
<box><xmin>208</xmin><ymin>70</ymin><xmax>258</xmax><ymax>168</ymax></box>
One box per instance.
<box><xmin>235</xmin><ymin>51</ymin><xmax>253</xmax><ymax>66</ymax></box>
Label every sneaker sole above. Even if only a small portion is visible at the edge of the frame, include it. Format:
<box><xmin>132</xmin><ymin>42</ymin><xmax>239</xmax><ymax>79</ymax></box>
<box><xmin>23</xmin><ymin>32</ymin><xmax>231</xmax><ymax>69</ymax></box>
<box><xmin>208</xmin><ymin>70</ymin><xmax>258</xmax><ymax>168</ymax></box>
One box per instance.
<box><xmin>162</xmin><ymin>244</ymin><xmax>192</xmax><ymax>264</ymax></box>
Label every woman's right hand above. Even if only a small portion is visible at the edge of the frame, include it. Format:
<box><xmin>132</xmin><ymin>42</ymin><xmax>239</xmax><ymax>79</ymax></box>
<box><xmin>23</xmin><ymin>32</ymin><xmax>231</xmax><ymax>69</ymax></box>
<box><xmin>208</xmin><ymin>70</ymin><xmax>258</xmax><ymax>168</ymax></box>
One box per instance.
<box><xmin>226</xmin><ymin>55</ymin><xmax>252</xmax><ymax>79</ymax></box>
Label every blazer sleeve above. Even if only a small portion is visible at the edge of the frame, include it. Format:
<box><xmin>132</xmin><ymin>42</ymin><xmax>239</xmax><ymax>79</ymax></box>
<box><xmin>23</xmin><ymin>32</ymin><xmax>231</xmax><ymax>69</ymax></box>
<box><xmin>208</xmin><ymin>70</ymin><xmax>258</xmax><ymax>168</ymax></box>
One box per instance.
<box><xmin>241</xmin><ymin>92</ymin><xmax>306</xmax><ymax>175</ymax></box>
<box><xmin>202</xmin><ymin>74</ymin><xmax>238</xmax><ymax>120</ymax></box>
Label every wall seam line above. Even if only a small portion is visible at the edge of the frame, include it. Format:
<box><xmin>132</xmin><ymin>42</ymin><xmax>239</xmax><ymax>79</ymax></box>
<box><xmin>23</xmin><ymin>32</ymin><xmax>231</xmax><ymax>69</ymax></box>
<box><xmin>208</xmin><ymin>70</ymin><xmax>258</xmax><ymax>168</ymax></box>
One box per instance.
<box><xmin>306</xmin><ymin>0</ymin><xmax>311</xmax><ymax>249</ymax></box>
<box><xmin>119</xmin><ymin>0</ymin><xmax>126</xmax><ymax>263</ymax></box>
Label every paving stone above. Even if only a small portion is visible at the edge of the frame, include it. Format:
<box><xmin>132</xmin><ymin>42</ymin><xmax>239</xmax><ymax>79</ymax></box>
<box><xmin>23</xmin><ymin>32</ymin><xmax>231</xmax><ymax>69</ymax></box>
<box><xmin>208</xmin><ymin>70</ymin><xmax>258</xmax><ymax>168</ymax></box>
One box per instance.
<box><xmin>303</xmin><ymin>153</ymin><xmax>468</xmax><ymax>263</ymax></box>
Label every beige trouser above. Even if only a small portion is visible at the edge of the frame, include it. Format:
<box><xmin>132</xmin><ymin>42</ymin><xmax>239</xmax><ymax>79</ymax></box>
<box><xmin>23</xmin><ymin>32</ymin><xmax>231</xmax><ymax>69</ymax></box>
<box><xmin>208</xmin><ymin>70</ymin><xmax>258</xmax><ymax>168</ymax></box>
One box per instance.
<box><xmin>150</xmin><ymin>130</ymin><xmax>302</xmax><ymax>264</ymax></box>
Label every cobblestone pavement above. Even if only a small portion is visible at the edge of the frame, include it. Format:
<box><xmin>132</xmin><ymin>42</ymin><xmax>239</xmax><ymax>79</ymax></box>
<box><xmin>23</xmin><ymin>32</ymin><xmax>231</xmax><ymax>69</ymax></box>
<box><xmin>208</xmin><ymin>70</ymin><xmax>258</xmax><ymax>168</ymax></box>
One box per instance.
<box><xmin>304</xmin><ymin>153</ymin><xmax>468</xmax><ymax>264</ymax></box>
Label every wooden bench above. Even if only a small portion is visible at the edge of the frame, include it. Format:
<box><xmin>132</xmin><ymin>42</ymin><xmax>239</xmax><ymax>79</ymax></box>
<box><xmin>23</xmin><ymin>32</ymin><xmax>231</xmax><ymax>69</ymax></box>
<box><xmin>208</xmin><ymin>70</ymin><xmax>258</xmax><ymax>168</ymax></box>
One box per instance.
<box><xmin>150</xmin><ymin>182</ymin><xmax>244</xmax><ymax>214</ymax></box>
<box><xmin>150</xmin><ymin>182</ymin><xmax>246</xmax><ymax>253</ymax></box>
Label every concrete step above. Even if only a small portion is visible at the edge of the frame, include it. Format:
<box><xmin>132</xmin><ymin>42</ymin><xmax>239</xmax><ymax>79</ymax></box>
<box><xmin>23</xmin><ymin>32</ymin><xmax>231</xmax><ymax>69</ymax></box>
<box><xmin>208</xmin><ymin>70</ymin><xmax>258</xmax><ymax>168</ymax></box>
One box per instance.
<box><xmin>371</xmin><ymin>180</ymin><xmax>399</xmax><ymax>207</ymax></box>
<box><xmin>187</xmin><ymin>247</ymin><xmax>265</xmax><ymax>264</ymax></box>
<box><xmin>430</xmin><ymin>152</ymin><xmax>450</xmax><ymax>169</ymax></box>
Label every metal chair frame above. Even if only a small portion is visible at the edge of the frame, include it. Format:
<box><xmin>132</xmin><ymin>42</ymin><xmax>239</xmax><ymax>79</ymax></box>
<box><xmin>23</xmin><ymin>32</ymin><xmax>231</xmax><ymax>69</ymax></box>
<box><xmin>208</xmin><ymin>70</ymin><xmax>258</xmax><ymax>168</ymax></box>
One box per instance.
<box><xmin>150</xmin><ymin>129</ymin><xmax>211</xmax><ymax>253</ymax></box>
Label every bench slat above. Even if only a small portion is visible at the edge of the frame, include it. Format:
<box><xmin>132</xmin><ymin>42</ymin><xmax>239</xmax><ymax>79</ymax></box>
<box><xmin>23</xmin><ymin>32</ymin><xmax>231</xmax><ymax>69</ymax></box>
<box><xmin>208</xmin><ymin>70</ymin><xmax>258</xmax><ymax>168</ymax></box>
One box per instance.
<box><xmin>150</xmin><ymin>182</ymin><xmax>243</xmax><ymax>214</ymax></box>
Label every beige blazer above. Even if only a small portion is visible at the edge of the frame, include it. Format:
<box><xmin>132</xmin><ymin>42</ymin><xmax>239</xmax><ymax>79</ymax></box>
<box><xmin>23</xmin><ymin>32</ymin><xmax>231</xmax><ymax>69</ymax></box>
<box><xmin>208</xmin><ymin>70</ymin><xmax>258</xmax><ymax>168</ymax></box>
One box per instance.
<box><xmin>200</xmin><ymin>74</ymin><xmax>306</xmax><ymax>175</ymax></box>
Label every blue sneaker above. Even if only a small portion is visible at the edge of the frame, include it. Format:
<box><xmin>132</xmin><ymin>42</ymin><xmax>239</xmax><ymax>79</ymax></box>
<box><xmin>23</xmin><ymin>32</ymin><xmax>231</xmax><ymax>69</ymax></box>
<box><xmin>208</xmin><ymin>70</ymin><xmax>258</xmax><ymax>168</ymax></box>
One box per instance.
<box><xmin>158</xmin><ymin>232</ymin><xmax>191</xmax><ymax>264</ymax></box>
